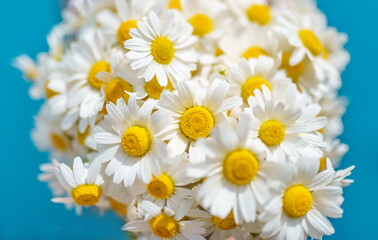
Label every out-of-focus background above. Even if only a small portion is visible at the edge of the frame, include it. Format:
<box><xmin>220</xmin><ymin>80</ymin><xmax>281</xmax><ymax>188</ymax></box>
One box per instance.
<box><xmin>0</xmin><ymin>0</ymin><xmax>377</xmax><ymax>239</ymax></box>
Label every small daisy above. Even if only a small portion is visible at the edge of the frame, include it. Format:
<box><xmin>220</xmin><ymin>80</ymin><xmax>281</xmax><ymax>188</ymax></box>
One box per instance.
<box><xmin>259</xmin><ymin>157</ymin><xmax>343</xmax><ymax>240</ymax></box>
<box><xmin>92</xmin><ymin>96</ymin><xmax>171</xmax><ymax>186</ymax></box>
<box><xmin>124</xmin><ymin>11</ymin><xmax>198</xmax><ymax>86</ymax></box>
<box><xmin>53</xmin><ymin>157</ymin><xmax>106</xmax><ymax>214</ymax></box>
<box><xmin>319</xmin><ymin>139</ymin><xmax>349</xmax><ymax>171</ymax></box>
<box><xmin>122</xmin><ymin>200</ymin><xmax>206</xmax><ymax>240</ymax></box>
<box><xmin>187</xmin><ymin>114</ymin><xmax>281</xmax><ymax>223</ymax></box>
<box><xmin>246</xmin><ymin>83</ymin><xmax>327</xmax><ymax>163</ymax></box>
<box><xmin>158</xmin><ymin>79</ymin><xmax>242</xmax><ymax>163</ymax></box>
<box><xmin>96</xmin><ymin>0</ymin><xmax>165</xmax><ymax>47</ymax></box>
<box><xmin>318</xmin><ymin>94</ymin><xmax>347</xmax><ymax>139</ymax></box>
<box><xmin>227</xmin><ymin>56</ymin><xmax>291</xmax><ymax>106</ymax></box>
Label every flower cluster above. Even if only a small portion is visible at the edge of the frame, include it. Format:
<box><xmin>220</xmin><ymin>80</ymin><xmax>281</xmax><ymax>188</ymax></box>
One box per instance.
<box><xmin>15</xmin><ymin>0</ymin><xmax>354</xmax><ymax>239</ymax></box>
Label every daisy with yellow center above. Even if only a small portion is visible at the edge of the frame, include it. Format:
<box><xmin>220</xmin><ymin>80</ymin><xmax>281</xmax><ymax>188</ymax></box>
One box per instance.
<box><xmin>260</xmin><ymin>158</ymin><xmax>343</xmax><ymax>240</ymax></box>
<box><xmin>187</xmin><ymin>114</ymin><xmax>280</xmax><ymax>224</ymax></box>
<box><xmin>92</xmin><ymin>96</ymin><xmax>172</xmax><ymax>187</ymax></box>
<box><xmin>246</xmin><ymin>83</ymin><xmax>327</xmax><ymax>163</ymax></box>
<box><xmin>124</xmin><ymin>11</ymin><xmax>197</xmax><ymax>87</ymax></box>
<box><xmin>53</xmin><ymin>157</ymin><xmax>105</xmax><ymax>214</ymax></box>
<box><xmin>158</xmin><ymin>79</ymin><xmax>242</xmax><ymax>163</ymax></box>
<box><xmin>228</xmin><ymin>56</ymin><xmax>291</xmax><ymax>106</ymax></box>
<box><xmin>122</xmin><ymin>200</ymin><xmax>206</xmax><ymax>239</ymax></box>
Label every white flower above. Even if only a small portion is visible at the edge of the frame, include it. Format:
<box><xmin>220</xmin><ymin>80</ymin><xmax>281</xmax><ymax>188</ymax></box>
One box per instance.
<box><xmin>259</xmin><ymin>157</ymin><xmax>343</xmax><ymax>240</ymax></box>
<box><xmin>92</xmin><ymin>96</ymin><xmax>171</xmax><ymax>186</ymax></box>
<box><xmin>187</xmin><ymin>114</ymin><xmax>281</xmax><ymax>223</ymax></box>
<box><xmin>122</xmin><ymin>200</ymin><xmax>206</xmax><ymax>240</ymax></box>
<box><xmin>158</xmin><ymin>79</ymin><xmax>242</xmax><ymax>163</ymax></box>
<box><xmin>246</xmin><ymin>83</ymin><xmax>327</xmax><ymax>163</ymax></box>
<box><xmin>124</xmin><ymin>11</ymin><xmax>197</xmax><ymax>86</ymax></box>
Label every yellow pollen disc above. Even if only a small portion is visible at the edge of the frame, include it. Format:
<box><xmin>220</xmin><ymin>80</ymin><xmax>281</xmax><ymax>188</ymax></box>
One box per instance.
<box><xmin>77</xmin><ymin>127</ymin><xmax>90</xmax><ymax>145</ymax></box>
<box><xmin>105</xmin><ymin>77</ymin><xmax>133</xmax><ymax>104</ymax></box>
<box><xmin>146</xmin><ymin>173</ymin><xmax>175</xmax><ymax>199</ymax></box>
<box><xmin>259</xmin><ymin>120</ymin><xmax>285</xmax><ymax>146</ymax></box>
<box><xmin>318</xmin><ymin>157</ymin><xmax>327</xmax><ymax>173</ymax></box>
<box><xmin>283</xmin><ymin>185</ymin><xmax>313</xmax><ymax>218</ymax></box>
<box><xmin>50</xmin><ymin>133</ymin><xmax>67</xmax><ymax>152</ymax></box>
<box><xmin>241</xmin><ymin>76</ymin><xmax>271</xmax><ymax>102</ymax></box>
<box><xmin>280</xmin><ymin>52</ymin><xmax>305</xmax><ymax>83</ymax></box>
<box><xmin>322</xmin><ymin>48</ymin><xmax>329</xmax><ymax>60</ymax></box>
<box><xmin>121</xmin><ymin>126</ymin><xmax>152</xmax><ymax>156</ymax></box>
<box><xmin>246</xmin><ymin>4</ymin><xmax>271</xmax><ymax>25</ymax></box>
<box><xmin>88</xmin><ymin>61</ymin><xmax>111</xmax><ymax>90</ymax></box>
<box><xmin>109</xmin><ymin>197</ymin><xmax>127</xmax><ymax>216</ymax></box>
<box><xmin>151</xmin><ymin>37</ymin><xmax>175</xmax><ymax>64</ymax></box>
<box><xmin>223</xmin><ymin>149</ymin><xmax>259</xmax><ymax>185</ymax></box>
<box><xmin>188</xmin><ymin>14</ymin><xmax>213</xmax><ymax>36</ymax></box>
<box><xmin>45</xmin><ymin>80</ymin><xmax>59</xmax><ymax>99</ymax></box>
<box><xmin>242</xmin><ymin>46</ymin><xmax>269</xmax><ymax>59</ymax></box>
<box><xmin>145</xmin><ymin>76</ymin><xmax>174</xmax><ymax>99</ymax></box>
<box><xmin>180</xmin><ymin>107</ymin><xmax>214</xmax><ymax>140</ymax></box>
<box><xmin>168</xmin><ymin>0</ymin><xmax>181</xmax><ymax>10</ymax></box>
<box><xmin>71</xmin><ymin>184</ymin><xmax>102</xmax><ymax>206</ymax></box>
<box><xmin>299</xmin><ymin>30</ymin><xmax>323</xmax><ymax>56</ymax></box>
<box><xmin>212</xmin><ymin>212</ymin><xmax>237</xmax><ymax>230</ymax></box>
<box><xmin>150</xmin><ymin>213</ymin><xmax>179</xmax><ymax>239</ymax></box>
<box><xmin>117</xmin><ymin>20</ymin><xmax>139</xmax><ymax>46</ymax></box>
<box><xmin>215</xmin><ymin>48</ymin><xmax>224</xmax><ymax>57</ymax></box>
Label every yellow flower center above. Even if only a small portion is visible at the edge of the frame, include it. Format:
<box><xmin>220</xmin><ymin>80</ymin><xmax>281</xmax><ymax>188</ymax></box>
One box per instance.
<box><xmin>280</xmin><ymin>52</ymin><xmax>305</xmax><ymax>83</ymax></box>
<box><xmin>45</xmin><ymin>80</ymin><xmax>59</xmax><ymax>99</ymax></box>
<box><xmin>77</xmin><ymin>127</ymin><xmax>90</xmax><ymax>145</ymax></box>
<box><xmin>241</xmin><ymin>76</ymin><xmax>271</xmax><ymax>103</ymax></box>
<box><xmin>88</xmin><ymin>61</ymin><xmax>111</xmax><ymax>90</ymax></box>
<box><xmin>283</xmin><ymin>185</ymin><xmax>313</xmax><ymax>218</ymax></box>
<box><xmin>151</xmin><ymin>37</ymin><xmax>175</xmax><ymax>64</ymax></box>
<box><xmin>322</xmin><ymin>48</ymin><xmax>329</xmax><ymax>60</ymax></box>
<box><xmin>180</xmin><ymin>107</ymin><xmax>214</xmax><ymax>140</ymax></box>
<box><xmin>117</xmin><ymin>20</ymin><xmax>139</xmax><ymax>46</ymax></box>
<box><xmin>215</xmin><ymin>48</ymin><xmax>224</xmax><ymax>57</ymax></box>
<box><xmin>299</xmin><ymin>30</ymin><xmax>323</xmax><ymax>56</ymax></box>
<box><xmin>105</xmin><ymin>77</ymin><xmax>133</xmax><ymax>104</ymax></box>
<box><xmin>50</xmin><ymin>133</ymin><xmax>67</xmax><ymax>152</ymax></box>
<box><xmin>212</xmin><ymin>212</ymin><xmax>237</xmax><ymax>230</ymax></box>
<box><xmin>145</xmin><ymin>76</ymin><xmax>174</xmax><ymax>99</ymax></box>
<box><xmin>168</xmin><ymin>0</ymin><xmax>181</xmax><ymax>10</ymax></box>
<box><xmin>259</xmin><ymin>120</ymin><xmax>285</xmax><ymax>146</ymax></box>
<box><xmin>246</xmin><ymin>5</ymin><xmax>271</xmax><ymax>25</ymax></box>
<box><xmin>150</xmin><ymin>213</ymin><xmax>179</xmax><ymax>239</ymax></box>
<box><xmin>242</xmin><ymin>46</ymin><xmax>269</xmax><ymax>59</ymax></box>
<box><xmin>71</xmin><ymin>184</ymin><xmax>103</xmax><ymax>206</ymax></box>
<box><xmin>318</xmin><ymin>157</ymin><xmax>327</xmax><ymax>173</ymax></box>
<box><xmin>109</xmin><ymin>197</ymin><xmax>127</xmax><ymax>216</ymax></box>
<box><xmin>146</xmin><ymin>173</ymin><xmax>175</xmax><ymax>199</ymax></box>
<box><xmin>121</xmin><ymin>126</ymin><xmax>152</xmax><ymax>156</ymax></box>
<box><xmin>223</xmin><ymin>149</ymin><xmax>259</xmax><ymax>185</ymax></box>
<box><xmin>188</xmin><ymin>14</ymin><xmax>213</xmax><ymax>36</ymax></box>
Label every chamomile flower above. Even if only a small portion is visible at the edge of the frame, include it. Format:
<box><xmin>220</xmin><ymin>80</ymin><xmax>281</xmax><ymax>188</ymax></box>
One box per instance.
<box><xmin>318</xmin><ymin>94</ymin><xmax>347</xmax><ymax>139</ymax></box>
<box><xmin>259</xmin><ymin>157</ymin><xmax>343</xmax><ymax>240</ymax></box>
<box><xmin>321</xmin><ymin>27</ymin><xmax>350</xmax><ymax>72</ymax></box>
<box><xmin>227</xmin><ymin>56</ymin><xmax>291</xmax><ymax>106</ymax></box>
<box><xmin>53</xmin><ymin>157</ymin><xmax>105</xmax><ymax>213</ymax></box>
<box><xmin>158</xmin><ymin>79</ymin><xmax>242</xmax><ymax>163</ymax></box>
<box><xmin>246</xmin><ymin>84</ymin><xmax>327</xmax><ymax>163</ymax></box>
<box><xmin>96</xmin><ymin>0</ymin><xmax>165</xmax><ymax>47</ymax></box>
<box><xmin>124</xmin><ymin>11</ymin><xmax>197</xmax><ymax>86</ymax></box>
<box><xmin>122</xmin><ymin>200</ymin><xmax>206</xmax><ymax>240</ymax></box>
<box><xmin>319</xmin><ymin>139</ymin><xmax>349</xmax><ymax>171</ymax></box>
<box><xmin>187</xmin><ymin>114</ymin><xmax>280</xmax><ymax>223</ymax></box>
<box><xmin>92</xmin><ymin>96</ymin><xmax>171</xmax><ymax>186</ymax></box>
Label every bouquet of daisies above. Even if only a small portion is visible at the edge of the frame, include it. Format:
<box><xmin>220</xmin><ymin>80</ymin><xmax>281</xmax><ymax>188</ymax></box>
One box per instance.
<box><xmin>14</xmin><ymin>0</ymin><xmax>354</xmax><ymax>239</ymax></box>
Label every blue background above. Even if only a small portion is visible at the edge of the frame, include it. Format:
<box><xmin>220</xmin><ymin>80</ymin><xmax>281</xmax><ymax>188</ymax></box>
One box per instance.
<box><xmin>0</xmin><ymin>0</ymin><xmax>377</xmax><ymax>239</ymax></box>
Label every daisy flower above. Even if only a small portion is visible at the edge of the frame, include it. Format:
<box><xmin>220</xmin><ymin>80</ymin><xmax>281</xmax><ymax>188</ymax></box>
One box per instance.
<box><xmin>227</xmin><ymin>56</ymin><xmax>291</xmax><ymax>106</ymax></box>
<box><xmin>92</xmin><ymin>96</ymin><xmax>171</xmax><ymax>186</ymax></box>
<box><xmin>318</xmin><ymin>94</ymin><xmax>347</xmax><ymax>139</ymax></box>
<box><xmin>96</xmin><ymin>0</ymin><xmax>165</xmax><ymax>47</ymax></box>
<box><xmin>158</xmin><ymin>79</ymin><xmax>242</xmax><ymax>163</ymax></box>
<box><xmin>246</xmin><ymin>83</ymin><xmax>327</xmax><ymax>163</ymax></box>
<box><xmin>124</xmin><ymin>11</ymin><xmax>198</xmax><ymax>86</ymax></box>
<box><xmin>187</xmin><ymin>114</ymin><xmax>281</xmax><ymax>223</ymax></box>
<box><xmin>53</xmin><ymin>156</ymin><xmax>105</xmax><ymax>214</ymax></box>
<box><xmin>259</xmin><ymin>157</ymin><xmax>343</xmax><ymax>240</ymax></box>
<box><xmin>122</xmin><ymin>200</ymin><xmax>206</xmax><ymax>240</ymax></box>
<box><xmin>319</xmin><ymin>139</ymin><xmax>349</xmax><ymax>171</ymax></box>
